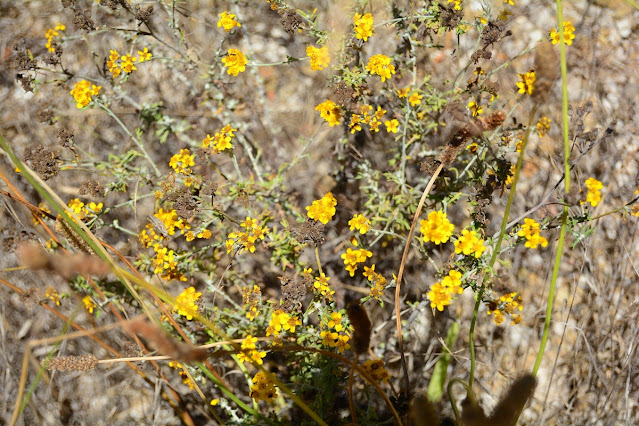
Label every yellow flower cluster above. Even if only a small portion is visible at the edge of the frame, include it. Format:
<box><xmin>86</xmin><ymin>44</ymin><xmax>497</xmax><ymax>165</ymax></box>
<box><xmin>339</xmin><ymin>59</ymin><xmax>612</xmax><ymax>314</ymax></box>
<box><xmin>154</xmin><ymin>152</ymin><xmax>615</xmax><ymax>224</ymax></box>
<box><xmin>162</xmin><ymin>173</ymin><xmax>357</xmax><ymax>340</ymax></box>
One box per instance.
<box><xmin>454</xmin><ymin>229</ymin><xmax>486</xmax><ymax>258</ymax></box>
<box><xmin>447</xmin><ymin>0</ymin><xmax>462</xmax><ymax>10</ymax></box>
<box><xmin>361</xmin><ymin>359</ymin><xmax>390</xmax><ymax>383</ymax></box>
<box><xmin>468</xmin><ymin>100</ymin><xmax>483</xmax><ymax>117</ymax></box>
<box><xmin>45</xmin><ymin>23</ymin><xmax>65</xmax><ymax>53</ymax></box>
<box><xmin>237</xmin><ymin>335</ymin><xmax>267</xmax><ymax>365</ymax></box>
<box><xmin>349</xmin><ymin>105</ymin><xmax>386</xmax><ymax>134</ymax></box>
<box><xmin>151</xmin><ymin>243</ymin><xmax>185</xmax><ymax>281</ymax></box>
<box><xmin>173</xmin><ymin>287</ymin><xmax>202</xmax><ymax>320</ymax></box>
<box><xmin>46</xmin><ymin>286</ymin><xmax>61</xmax><ymax>306</ymax></box>
<box><xmin>82</xmin><ymin>295</ymin><xmax>97</xmax><ymax>314</ymax></box>
<box><xmin>306</xmin><ymin>45</ymin><xmax>330</xmax><ymax>71</ymax></box>
<box><xmin>516</xmin><ymin>70</ymin><xmax>536</xmax><ymax>95</ymax></box>
<box><xmin>583</xmin><ymin>177</ymin><xmax>603</xmax><ymax>207</ymax></box>
<box><xmin>313</xmin><ymin>272</ymin><xmax>335</xmax><ymax>301</ymax></box>
<box><xmin>349</xmin><ymin>214</ymin><xmax>370</xmax><ymax>234</ymax></box>
<box><xmin>185</xmin><ymin>229</ymin><xmax>212</xmax><ymax>242</ymax></box>
<box><xmin>341</xmin><ymin>247</ymin><xmax>372</xmax><ymax>276</ymax></box>
<box><xmin>420</xmin><ymin>210</ymin><xmax>455</xmax><ymax>245</ymax></box>
<box><xmin>154</xmin><ymin>208</ymin><xmax>190</xmax><ymax>236</ymax></box>
<box><xmin>265</xmin><ymin>309</ymin><xmax>301</xmax><ymax>337</ymax></box>
<box><xmin>223</xmin><ymin>48</ymin><xmax>247</xmax><ymax>76</ymax></box>
<box><xmin>427</xmin><ymin>269</ymin><xmax>463</xmax><ymax>311</ymax></box>
<box><xmin>550</xmin><ymin>21</ymin><xmax>576</xmax><ymax>45</ymax></box>
<box><xmin>70</xmin><ymin>80</ymin><xmax>101</xmax><ymax>109</ymax></box>
<box><xmin>67</xmin><ymin>198</ymin><xmax>103</xmax><ymax>220</ymax></box>
<box><xmin>202</xmin><ymin>124</ymin><xmax>237</xmax><ymax>153</ymax></box>
<box><xmin>320</xmin><ymin>311</ymin><xmax>351</xmax><ymax>353</ymax></box>
<box><xmin>169</xmin><ymin>148</ymin><xmax>195</xmax><ymax>175</ymax></box>
<box><xmin>306</xmin><ymin>192</ymin><xmax>337</xmax><ymax>224</ymax></box>
<box><xmin>363</xmin><ymin>265</ymin><xmax>387</xmax><ymax>302</ymax></box>
<box><xmin>226</xmin><ymin>216</ymin><xmax>269</xmax><ymax>254</ymax></box>
<box><xmin>139</xmin><ymin>223</ymin><xmax>163</xmax><ymax>247</ymax></box>
<box><xmin>242</xmin><ymin>285</ymin><xmax>261</xmax><ymax>321</ymax></box>
<box><xmin>353</xmin><ymin>13</ymin><xmax>374</xmax><ymax>41</ymax></box>
<box><xmin>250</xmin><ymin>371</ymin><xmax>278</xmax><ymax>403</ymax></box>
<box><xmin>366</xmin><ymin>54</ymin><xmax>395</xmax><ymax>82</ymax></box>
<box><xmin>536</xmin><ymin>116</ymin><xmax>551</xmax><ymax>137</ymax></box>
<box><xmin>169</xmin><ymin>361</ymin><xmax>195</xmax><ymax>389</ymax></box>
<box><xmin>487</xmin><ymin>292</ymin><xmax>523</xmax><ymax>325</ymax></box>
<box><xmin>315</xmin><ymin>99</ymin><xmax>341</xmax><ymax>127</ymax></box>
<box><xmin>217</xmin><ymin>11</ymin><xmax>241</xmax><ymax>32</ymax></box>
<box><xmin>517</xmin><ymin>218</ymin><xmax>548</xmax><ymax>249</ymax></box>
<box><xmin>107</xmin><ymin>48</ymin><xmax>152</xmax><ymax>78</ymax></box>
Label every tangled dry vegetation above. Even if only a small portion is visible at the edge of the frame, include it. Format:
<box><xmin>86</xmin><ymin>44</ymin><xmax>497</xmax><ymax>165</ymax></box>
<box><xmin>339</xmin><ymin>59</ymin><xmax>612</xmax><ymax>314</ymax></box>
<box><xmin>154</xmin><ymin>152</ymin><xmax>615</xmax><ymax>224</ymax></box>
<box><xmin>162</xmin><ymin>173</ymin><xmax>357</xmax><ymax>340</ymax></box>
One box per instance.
<box><xmin>1</xmin><ymin>0</ymin><xmax>639</xmax><ymax>425</ymax></box>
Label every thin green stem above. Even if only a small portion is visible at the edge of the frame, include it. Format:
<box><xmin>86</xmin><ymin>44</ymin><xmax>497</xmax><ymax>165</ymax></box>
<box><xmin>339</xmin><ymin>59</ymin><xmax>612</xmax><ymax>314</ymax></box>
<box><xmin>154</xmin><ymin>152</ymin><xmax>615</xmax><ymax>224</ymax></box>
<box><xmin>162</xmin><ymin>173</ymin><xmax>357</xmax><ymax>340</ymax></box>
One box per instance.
<box><xmin>533</xmin><ymin>208</ymin><xmax>567</xmax><ymax>375</ymax></box>
<box><xmin>468</xmin><ymin>104</ymin><xmax>538</xmax><ymax>388</ymax></box>
<box><xmin>533</xmin><ymin>0</ymin><xmax>571</xmax><ymax>376</ymax></box>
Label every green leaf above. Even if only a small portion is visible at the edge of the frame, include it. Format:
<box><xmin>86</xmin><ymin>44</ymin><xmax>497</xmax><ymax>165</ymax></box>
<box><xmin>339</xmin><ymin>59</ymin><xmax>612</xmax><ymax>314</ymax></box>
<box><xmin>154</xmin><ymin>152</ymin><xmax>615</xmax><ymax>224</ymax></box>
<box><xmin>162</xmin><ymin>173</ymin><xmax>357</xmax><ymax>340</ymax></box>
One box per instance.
<box><xmin>427</xmin><ymin>321</ymin><xmax>459</xmax><ymax>402</ymax></box>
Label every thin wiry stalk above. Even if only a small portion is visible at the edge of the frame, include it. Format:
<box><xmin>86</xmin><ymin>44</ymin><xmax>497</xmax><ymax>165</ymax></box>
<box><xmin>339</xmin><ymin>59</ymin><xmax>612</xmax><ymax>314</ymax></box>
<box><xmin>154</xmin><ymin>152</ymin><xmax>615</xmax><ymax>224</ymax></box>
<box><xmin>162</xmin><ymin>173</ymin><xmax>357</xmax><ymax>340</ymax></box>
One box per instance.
<box><xmin>533</xmin><ymin>0</ymin><xmax>571</xmax><ymax>376</ymax></box>
<box><xmin>468</xmin><ymin>104</ymin><xmax>538</xmax><ymax>387</ymax></box>
<box><xmin>395</xmin><ymin>162</ymin><xmax>444</xmax><ymax>396</ymax></box>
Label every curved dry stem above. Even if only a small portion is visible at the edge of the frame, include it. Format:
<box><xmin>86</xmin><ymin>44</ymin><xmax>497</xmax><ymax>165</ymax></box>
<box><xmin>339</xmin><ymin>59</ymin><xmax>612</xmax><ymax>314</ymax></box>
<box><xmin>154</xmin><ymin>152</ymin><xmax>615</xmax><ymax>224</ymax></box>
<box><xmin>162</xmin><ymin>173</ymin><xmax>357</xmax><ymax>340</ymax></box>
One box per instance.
<box><xmin>395</xmin><ymin>162</ymin><xmax>444</xmax><ymax>396</ymax></box>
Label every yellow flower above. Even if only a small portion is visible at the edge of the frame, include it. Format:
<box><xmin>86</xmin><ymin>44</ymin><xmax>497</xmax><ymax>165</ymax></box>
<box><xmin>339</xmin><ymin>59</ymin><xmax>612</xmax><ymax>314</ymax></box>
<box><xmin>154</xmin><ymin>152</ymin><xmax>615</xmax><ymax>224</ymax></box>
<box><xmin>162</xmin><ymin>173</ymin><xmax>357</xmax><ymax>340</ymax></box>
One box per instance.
<box><xmin>217</xmin><ymin>11</ymin><xmax>241</xmax><ymax>32</ymax></box>
<box><xmin>45</xmin><ymin>23</ymin><xmax>65</xmax><ymax>53</ymax></box>
<box><xmin>362</xmin><ymin>359</ymin><xmax>390</xmax><ymax>383</ymax></box>
<box><xmin>385</xmin><ymin>119</ymin><xmax>399</xmax><ymax>133</ymax></box>
<box><xmin>420</xmin><ymin>210</ymin><xmax>455</xmax><ymax>245</ymax></box>
<box><xmin>327</xmin><ymin>312</ymin><xmax>343</xmax><ymax>332</ymax></box>
<box><xmin>107</xmin><ymin>49</ymin><xmax>121</xmax><ymax>77</ymax></box>
<box><xmin>313</xmin><ymin>273</ymin><xmax>335</xmax><ymax>301</ymax></box>
<box><xmin>583</xmin><ymin>177</ymin><xmax>603</xmax><ymax>207</ymax></box>
<box><xmin>498</xmin><ymin>8</ymin><xmax>512</xmax><ymax>21</ymax></box>
<box><xmin>396</xmin><ymin>87</ymin><xmax>410</xmax><ymax>98</ymax></box>
<box><xmin>467</xmin><ymin>100</ymin><xmax>483</xmax><ymax>117</ymax></box>
<box><xmin>306</xmin><ymin>192</ymin><xmax>337</xmax><ymax>224</ymax></box>
<box><xmin>516</xmin><ymin>70</ymin><xmax>535</xmax><ymax>95</ymax></box>
<box><xmin>173</xmin><ymin>287</ymin><xmax>202</xmax><ymax>320</ymax></box>
<box><xmin>169</xmin><ymin>148</ymin><xmax>195</xmax><ymax>175</ymax></box>
<box><xmin>427</xmin><ymin>282</ymin><xmax>451</xmax><ymax>311</ymax></box>
<box><xmin>549</xmin><ymin>21</ymin><xmax>576</xmax><ymax>45</ymax></box>
<box><xmin>120</xmin><ymin>54</ymin><xmax>137</xmax><ymax>73</ymax></box>
<box><xmin>366</xmin><ymin>54</ymin><xmax>395</xmax><ymax>82</ymax></box>
<box><xmin>536</xmin><ymin>116</ymin><xmax>551</xmax><ymax>137</ymax></box>
<box><xmin>82</xmin><ymin>296</ymin><xmax>97</xmax><ymax>314</ymax></box>
<box><xmin>341</xmin><ymin>248</ymin><xmax>372</xmax><ymax>277</ymax></box>
<box><xmin>223</xmin><ymin>48</ymin><xmax>247</xmax><ymax>76</ymax></box>
<box><xmin>524</xmin><ymin>233</ymin><xmax>548</xmax><ymax>249</ymax></box>
<box><xmin>250</xmin><ymin>371</ymin><xmax>278</xmax><ymax>403</ymax></box>
<box><xmin>454</xmin><ymin>229</ymin><xmax>486</xmax><ymax>258</ymax></box>
<box><xmin>315</xmin><ymin>99</ymin><xmax>341</xmax><ymax>126</ymax></box>
<box><xmin>203</xmin><ymin>124</ymin><xmax>237</xmax><ymax>153</ymax></box>
<box><xmin>349</xmin><ymin>214</ymin><xmax>371</xmax><ymax>234</ymax></box>
<box><xmin>197</xmin><ymin>229</ymin><xmax>212</xmax><ymax>239</ymax></box>
<box><xmin>137</xmin><ymin>47</ymin><xmax>152</xmax><ymax>62</ymax></box>
<box><xmin>408</xmin><ymin>91</ymin><xmax>422</xmax><ymax>106</ymax></box>
<box><xmin>306</xmin><ymin>45</ymin><xmax>330</xmax><ymax>71</ymax></box>
<box><xmin>353</xmin><ymin>13</ymin><xmax>374</xmax><ymax>41</ymax></box>
<box><xmin>46</xmin><ymin>286</ymin><xmax>61</xmax><ymax>306</ymax></box>
<box><xmin>237</xmin><ymin>335</ymin><xmax>267</xmax><ymax>365</ymax></box>
<box><xmin>70</xmin><ymin>80</ymin><xmax>101</xmax><ymax>109</ymax></box>
<box><xmin>447</xmin><ymin>0</ymin><xmax>462</xmax><ymax>10</ymax></box>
